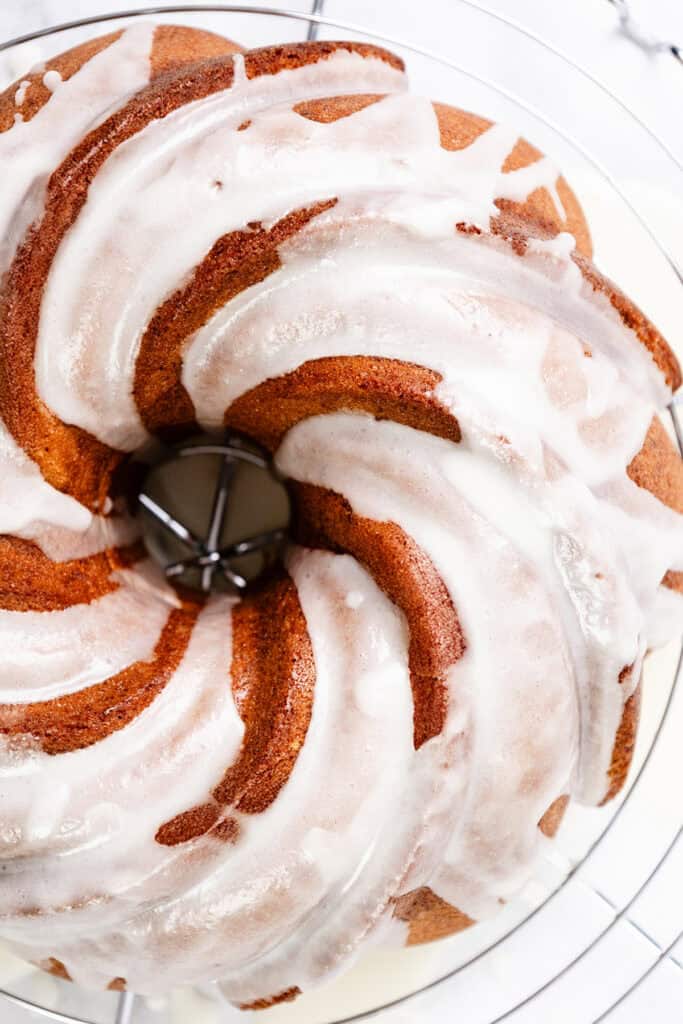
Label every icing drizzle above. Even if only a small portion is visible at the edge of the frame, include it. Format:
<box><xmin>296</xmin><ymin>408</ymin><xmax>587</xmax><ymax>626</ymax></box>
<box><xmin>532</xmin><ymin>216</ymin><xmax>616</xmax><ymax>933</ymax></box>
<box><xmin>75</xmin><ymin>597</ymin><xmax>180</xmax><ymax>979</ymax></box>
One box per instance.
<box><xmin>0</xmin><ymin>25</ymin><xmax>680</xmax><ymax>1004</ymax></box>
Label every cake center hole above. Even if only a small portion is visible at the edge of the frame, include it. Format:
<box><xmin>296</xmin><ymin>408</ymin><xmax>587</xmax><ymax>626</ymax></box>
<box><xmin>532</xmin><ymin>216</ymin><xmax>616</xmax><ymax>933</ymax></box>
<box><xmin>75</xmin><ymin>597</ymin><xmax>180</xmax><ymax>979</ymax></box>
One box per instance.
<box><xmin>138</xmin><ymin>435</ymin><xmax>290</xmax><ymax>592</ymax></box>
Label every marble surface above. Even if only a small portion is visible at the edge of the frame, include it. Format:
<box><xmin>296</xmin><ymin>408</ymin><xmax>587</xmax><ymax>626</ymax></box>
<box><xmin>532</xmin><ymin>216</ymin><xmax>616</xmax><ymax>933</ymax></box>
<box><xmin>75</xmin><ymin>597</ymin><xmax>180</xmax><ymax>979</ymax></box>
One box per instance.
<box><xmin>0</xmin><ymin>0</ymin><xmax>681</xmax><ymax>166</ymax></box>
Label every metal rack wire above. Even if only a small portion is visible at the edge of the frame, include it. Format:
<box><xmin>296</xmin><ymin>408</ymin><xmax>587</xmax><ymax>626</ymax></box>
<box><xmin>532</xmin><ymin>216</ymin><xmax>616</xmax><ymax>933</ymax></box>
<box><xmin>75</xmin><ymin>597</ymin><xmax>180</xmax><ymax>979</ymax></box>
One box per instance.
<box><xmin>139</xmin><ymin>439</ymin><xmax>287</xmax><ymax>592</ymax></box>
<box><xmin>0</xmin><ymin>1</ymin><xmax>680</xmax><ymax>1021</ymax></box>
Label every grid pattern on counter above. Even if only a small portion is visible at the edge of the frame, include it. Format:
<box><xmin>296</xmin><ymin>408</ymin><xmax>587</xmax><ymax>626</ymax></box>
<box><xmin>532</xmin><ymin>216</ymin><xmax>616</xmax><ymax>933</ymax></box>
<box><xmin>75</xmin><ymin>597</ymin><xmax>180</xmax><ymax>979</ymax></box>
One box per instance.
<box><xmin>0</xmin><ymin>2</ymin><xmax>681</xmax><ymax>1022</ymax></box>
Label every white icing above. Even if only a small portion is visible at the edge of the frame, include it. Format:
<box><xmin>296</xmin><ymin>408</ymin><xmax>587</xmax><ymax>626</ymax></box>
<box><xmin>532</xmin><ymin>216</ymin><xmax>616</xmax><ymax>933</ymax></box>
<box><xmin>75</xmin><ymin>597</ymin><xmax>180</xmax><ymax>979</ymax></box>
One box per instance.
<box><xmin>0</xmin><ymin>20</ymin><xmax>680</xmax><ymax>1005</ymax></box>
<box><xmin>0</xmin><ymin>596</ymin><xmax>243</xmax><ymax>921</ymax></box>
<box><xmin>0</xmin><ymin>567</ymin><xmax>168</xmax><ymax>702</ymax></box>
<box><xmin>0</xmin><ymin>417</ymin><xmax>93</xmax><ymax>538</ymax></box>
<box><xmin>0</xmin><ymin>552</ymin><xmax>442</xmax><ymax>999</ymax></box>
<box><xmin>183</xmin><ymin>219</ymin><xmax>666</xmax><ymax>464</ymax></box>
<box><xmin>36</xmin><ymin>50</ymin><xmax>406</xmax><ymax>449</ymax></box>
<box><xmin>42</xmin><ymin>69</ymin><xmax>63</xmax><ymax>93</ymax></box>
<box><xmin>0</xmin><ymin>24</ymin><xmax>155</xmax><ymax>541</ymax></box>
<box><xmin>278</xmin><ymin>417</ymin><xmax>579</xmax><ymax>916</ymax></box>
<box><xmin>0</xmin><ymin>23</ymin><xmax>154</xmax><ymax>278</ymax></box>
<box><xmin>24</xmin><ymin>509</ymin><xmax>141</xmax><ymax>562</ymax></box>
<box><xmin>14</xmin><ymin>80</ymin><xmax>30</xmax><ymax>106</ymax></box>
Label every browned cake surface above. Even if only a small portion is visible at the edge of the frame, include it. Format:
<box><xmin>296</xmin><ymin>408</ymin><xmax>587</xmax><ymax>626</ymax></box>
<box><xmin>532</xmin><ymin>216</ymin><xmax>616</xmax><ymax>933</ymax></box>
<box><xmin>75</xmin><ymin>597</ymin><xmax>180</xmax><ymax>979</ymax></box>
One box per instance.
<box><xmin>0</xmin><ymin>23</ymin><xmax>681</xmax><ymax>981</ymax></box>
<box><xmin>0</xmin><ymin>26</ymin><xmax>241</xmax><ymax>134</ymax></box>
<box><xmin>394</xmin><ymin>887</ymin><xmax>474</xmax><ymax>945</ymax></box>
<box><xmin>238</xmin><ymin>986</ymin><xmax>302</xmax><ymax>1011</ymax></box>
<box><xmin>575</xmin><ymin>257</ymin><xmax>681</xmax><ymax>392</ymax></box>
<box><xmin>629</xmin><ymin>417</ymin><xmax>683</xmax><ymax>594</ymax></box>
<box><xmin>0</xmin><ymin>536</ymin><xmax>143</xmax><ymax>611</ymax></box>
<box><xmin>293</xmin><ymin>483</ymin><xmax>466</xmax><ymax>749</ymax></box>
<box><xmin>0</xmin><ymin>606</ymin><xmax>198</xmax><ymax>755</ymax></box>
<box><xmin>601</xmin><ymin>681</ymin><xmax>641</xmax><ymax>806</ymax></box>
<box><xmin>40</xmin><ymin>957</ymin><xmax>72</xmax><ymax>981</ymax></box>
<box><xmin>226</xmin><ymin>357</ymin><xmax>461</xmax><ymax>451</ymax></box>
<box><xmin>538</xmin><ymin>795</ymin><xmax>571</xmax><ymax>838</ymax></box>
<box><xmin>629</xmin><ymin>416</ymin><xmax>683</xmax><ymax>516</ymax></box>
<box><xmin>135</xmin><ymin>201</ymin><xmax>338</xmax><ymax>438</ymax></box>
<box><xmin>155</xmin><ymin>575</ymin><xmax>316</xmax><ymax>846</ymax></box>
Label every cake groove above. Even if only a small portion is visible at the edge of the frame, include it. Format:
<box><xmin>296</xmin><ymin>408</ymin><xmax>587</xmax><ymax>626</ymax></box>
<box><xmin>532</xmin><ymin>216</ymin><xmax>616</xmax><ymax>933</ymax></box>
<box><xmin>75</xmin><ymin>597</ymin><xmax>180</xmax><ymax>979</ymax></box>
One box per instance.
<box><xmin>156</xmin><ymin>573</ymin><xmax>315</xmax><ymax>842</ymax></box>
<box><xmin>225</xmin><ymin>356</ymin><xmax>461</xmax><ymax>451</ymax></box>
<box><xmin>0</xmin><ymin>23</ymin><xmax>680</xmax><ymax>1006</ymax></box>
<box><xmin>134</xmin><ymin>201</ymin><xmax>338</xmax><ymax>437</ymax></box>
<box><xmin>0</xmin><ymin>537</ymin><xmax>144</xmax><ymax>612</ymax></box>
<box><xmin>0</xmin><ymin>606</ymin><xmax>198</xmax><ymax>754</ymax></box>
<box><xmin>293</xmin><ymin>482</ymin><xmax>464</xmax><ymax>749</ymax></box>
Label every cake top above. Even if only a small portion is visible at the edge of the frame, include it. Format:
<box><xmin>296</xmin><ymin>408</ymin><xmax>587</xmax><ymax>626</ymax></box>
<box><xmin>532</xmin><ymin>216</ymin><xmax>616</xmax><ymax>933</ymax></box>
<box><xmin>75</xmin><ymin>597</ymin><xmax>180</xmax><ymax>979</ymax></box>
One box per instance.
<box><xmin>0</xmin><ymin>23</ymin><xmax>680</xmax><ymax>1004</ymax></box>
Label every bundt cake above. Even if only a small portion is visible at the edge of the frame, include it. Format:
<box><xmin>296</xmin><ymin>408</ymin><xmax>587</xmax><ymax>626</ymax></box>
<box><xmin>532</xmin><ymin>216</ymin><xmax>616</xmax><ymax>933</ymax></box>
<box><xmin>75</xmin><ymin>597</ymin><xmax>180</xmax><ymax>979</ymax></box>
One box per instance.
<box><xmin>0</xmin><ymin>21</ymin><xmax>681</xmax><ymax>1008</ymax></box>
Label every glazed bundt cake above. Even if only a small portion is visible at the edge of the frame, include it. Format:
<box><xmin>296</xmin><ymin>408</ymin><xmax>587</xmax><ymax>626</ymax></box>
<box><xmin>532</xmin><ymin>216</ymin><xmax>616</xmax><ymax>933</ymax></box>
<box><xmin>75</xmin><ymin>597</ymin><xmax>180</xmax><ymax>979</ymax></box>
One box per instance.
<box><xmin>0</xmin><ymin>22</ymin><xmax>682</xmax><ymax>1007</ymax></box>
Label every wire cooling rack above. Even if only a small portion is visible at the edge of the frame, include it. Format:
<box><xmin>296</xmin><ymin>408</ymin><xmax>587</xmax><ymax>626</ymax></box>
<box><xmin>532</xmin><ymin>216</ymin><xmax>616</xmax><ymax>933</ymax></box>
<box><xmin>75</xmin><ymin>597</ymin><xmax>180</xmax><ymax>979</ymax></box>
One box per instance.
<box><xmin>0</xmin><ymin>2</ymin><xmax>681</xmax><ymax>1021</ymax></box>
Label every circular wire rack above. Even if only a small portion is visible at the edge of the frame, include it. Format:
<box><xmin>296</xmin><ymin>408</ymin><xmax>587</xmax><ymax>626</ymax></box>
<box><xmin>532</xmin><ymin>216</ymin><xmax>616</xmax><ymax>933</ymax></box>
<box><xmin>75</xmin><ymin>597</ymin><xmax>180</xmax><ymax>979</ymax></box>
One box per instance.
<box><xmin>0</xmin><ymin>3</ymin><xmax>681</xmax><ymax>1022</ymax></box>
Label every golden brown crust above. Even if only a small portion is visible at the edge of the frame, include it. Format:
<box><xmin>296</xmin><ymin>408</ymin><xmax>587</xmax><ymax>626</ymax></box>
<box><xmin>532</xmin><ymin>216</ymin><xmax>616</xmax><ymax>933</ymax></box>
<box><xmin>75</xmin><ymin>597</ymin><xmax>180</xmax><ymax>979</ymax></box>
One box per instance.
<box><xmin>149</xmin><ymin>24</ymin><xmax>242</xmax><ymax>76</ymax></box>
<box><xmin>211</xmin><ymin>816</ymin><xmax>241</xmax><ymax>843</ymax></box>
<box><xmin>0</xmin><ymin>26</ymin><xmax>240</xmax><ymax>134</ymax></box>
<box><xmin>600</xmin><ymin>679</ymin><xmax>641</xmax><ymax>806</ymax></box>
<box><xmin>292</xmin><ymin>484</ymin><xmax>465</xmax><ymax>749</ymax></box>
<box><xmin>574</xmin><ymin>255</ymin><xmax>681</xmax><ymax>392</ymax></box>
<box><xmin>134</xmin><ymin>201</ymin><xmax>336</xmax><ymax>438</ymax></box>
<box><xmin>434</xmin><ymin>102</ymin><xmax>593</xmax><ymax>259</ymax></box>
<box><xmin>39</xmin><ymin>957</ymin><xmax>72</xmax><ymax>981</ymax></box>
<box><xmin>472</xmin><ymin>210</ymin><xmax>681</xmax><ymax>395</ymax></box>
<box><xmin>0</xmin><ymin>606</ymin><xmax>198</xmax><ymax>754</ymax></box>
<box><xmin>156</xmin><ymin>802</ymin><xmax>223</xmax><ymax>846</ymax></box>
<box><xmin>628</xmin><ymin>416</ymin><xmax>683</xmax><ymax>516</ymax></box>
<box><xmin>0</xmin><ymin>32</ymin><xmax>122</xmax><ymax>132</ymax></box>
<box><xmin>238</xmin><ymin>987</ymin><xmax>301</xmax><ymax>1011</ymax></box>
<box><xmin>156</xmin><ymin>802</ymin><xmax>240</xmax><ymax>847</ymax></box>
<box><xmin>0</xmin><ymin>536</ymin><xmax>143</xmax><ymax>612</ymax></box>
<box><xmin>628</xmin><ymin>416</ymin><xmax>683</xmax><ymax>592</ymax></box>
<box><xmin>225</xmin><ymin>356</ymin><xmax>460</xmax><ymax>451</ymax></box>
<box><xmin>433</xmin><ymin>100</ymin><xmax>490</xmax><ymax>154</ymax></box>
<box><xmin>243</xmin><ymin>41</ymin><xmax>403</xmax><ymax>80</ymax></box>
<box><xmin>298</xmin><ymin>96</ymin><xmax>592</xmax><ymax>260</ymax></box>
<box><xmin>394</xmin><ymin>886</ymin><xmax>474</xmax><ymax>945</ymax></box>
<box><xmin>538</xmin><ymin>794</ymin><xmax>570</xmax><ymax>837</ymax></box>
<box><xmin>503</xmin><ymin>138</ymin><xmax>593</xmax><ymax>260</ymax></box>
<box><xmin>216</xmin><ymin>574</ymin><xmax>315</xmax><ymax>813</ymax></box>
<box><xmin>155</xmin><ymin>574</ymin><xmax>315</xmax><ymax>845</ymax></box>
<box><xmin>663</xmin><ymin>569</ymin><xmax>683</xmax><ymax>594</ymax></box>
<box><xmin>294</xmin><ymin>93</ymin><xmax>385</xmax><ymax>123</ymax></box>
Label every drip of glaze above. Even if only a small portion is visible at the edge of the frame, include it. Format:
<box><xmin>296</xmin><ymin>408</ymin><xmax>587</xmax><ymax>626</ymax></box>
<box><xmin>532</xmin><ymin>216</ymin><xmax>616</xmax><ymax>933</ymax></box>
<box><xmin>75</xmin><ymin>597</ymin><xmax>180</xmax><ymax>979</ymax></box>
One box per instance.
<box><xmin>42</xmin><ymin>70</ymin><xmax>63</xmax><ymax>94</ymax></box>
<box><xmin>14</xmin><ymin>80</ymin><xmax>30</xmax><ymax>107</ymax></box>
<box><xmin>0</xmin><ymin>23</ymin><xmax>154</xmax><ymax>278</ymax></box>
